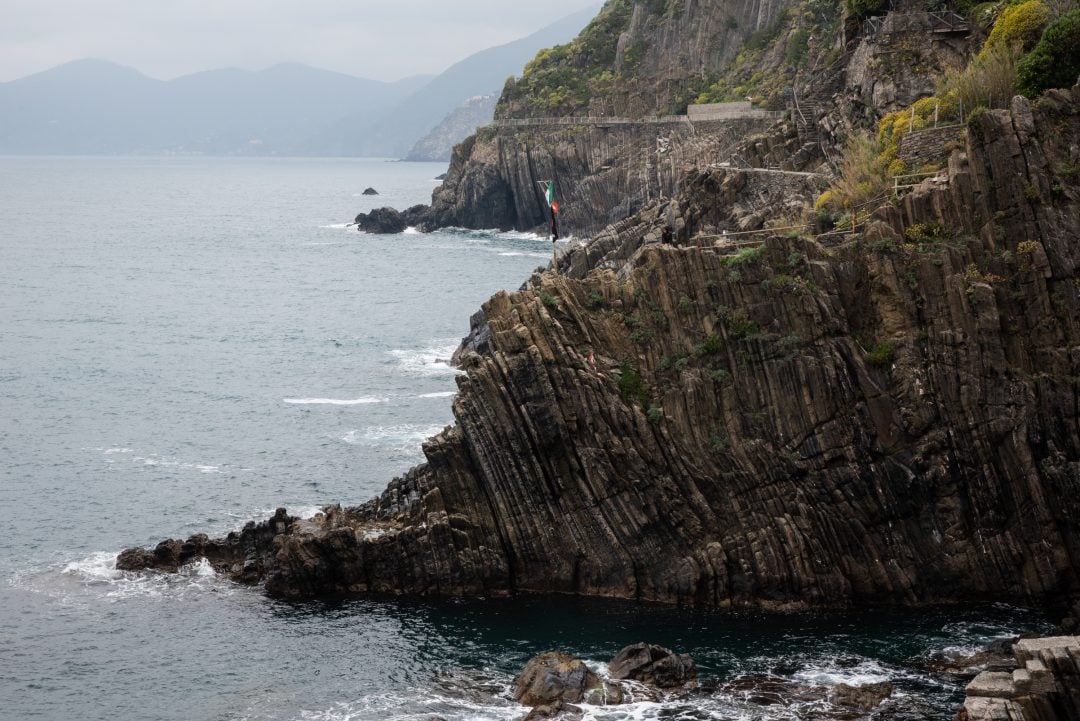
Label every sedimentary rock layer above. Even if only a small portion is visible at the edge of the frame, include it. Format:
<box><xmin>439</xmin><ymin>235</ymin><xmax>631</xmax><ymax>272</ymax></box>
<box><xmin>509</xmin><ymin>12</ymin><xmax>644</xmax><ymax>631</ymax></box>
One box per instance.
<box><xmin>121</xmin><ymin>87</ymin><xmax>1080</xmax><ymax>608</ymax></box>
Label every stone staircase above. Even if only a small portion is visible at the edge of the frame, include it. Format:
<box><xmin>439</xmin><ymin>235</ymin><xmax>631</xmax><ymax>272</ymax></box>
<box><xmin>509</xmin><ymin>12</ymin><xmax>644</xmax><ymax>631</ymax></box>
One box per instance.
<box><xmin>961</xmin><ymin>637</ymin><xmax>1080</xmax><ymax>720</ymax></box>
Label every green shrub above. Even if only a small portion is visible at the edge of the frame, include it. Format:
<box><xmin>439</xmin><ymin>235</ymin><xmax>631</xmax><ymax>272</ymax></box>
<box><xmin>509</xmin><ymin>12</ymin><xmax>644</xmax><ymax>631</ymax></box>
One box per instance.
<box><xmin>719</xmin><ymin>245</ymin><xmax>764</xmax><ymax>266</ymax></box>
<box><xmin>646</xmin><ymin>405</ymin><xmax>663</xmax><ymax>423</ymax></box>
<box><xmin>785</xmin><ymin>29</ymin><xmax>810</xmax><ymax>65</ymax></box>
<box><xmin>846</xmin><ymin>0</ymin><xmax>887</xmax><ymax>20</ymax></box>
<box><xmin>711</xmin><ymin>368</ymin><xmax>733</xmax><ymax>385</ymax></box>
<box><xmin>1018</xmin><ymin>9</ymin><xmax>1080</xmax><ymax>97</ymax></box>
<box><xmin>866</xmin><ymin>342</ymin><xmax>895</xmax><ymax>367</ymax></box>
<box><xmin>727</xmin><ymin>309</ymin><xmax>760</xmax><ymax>339</ymax></box>
<box><xmin>693</xmin><ymin>334</ymin><xmax>723</xmax><ymax>356</ymax></box>
<box><xmin>538</xmin><ymin>291</ymin><xmax>558</xmax><ymax>310</ymax></box>
<box><xmin>586</xmin><ymin>290</ymin><xmax>606</xmax><ymax>310</ymax></box>
<box><xmin>617</xmin><ymin>361</ymin><xmax>649</xmax><ymax>406</ymax></box>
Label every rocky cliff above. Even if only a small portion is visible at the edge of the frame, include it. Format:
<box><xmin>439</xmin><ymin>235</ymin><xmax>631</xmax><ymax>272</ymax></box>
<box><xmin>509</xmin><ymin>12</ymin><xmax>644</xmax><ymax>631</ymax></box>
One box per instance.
<box><xmin>420</xmin><ymin>0</ymin><xmax>841</xmax><ymax>236</ymax></box>
<box><xmin>121</xmin><ymin>84</ymin><xmax>1080</xmax><ymax>608</ymax></box>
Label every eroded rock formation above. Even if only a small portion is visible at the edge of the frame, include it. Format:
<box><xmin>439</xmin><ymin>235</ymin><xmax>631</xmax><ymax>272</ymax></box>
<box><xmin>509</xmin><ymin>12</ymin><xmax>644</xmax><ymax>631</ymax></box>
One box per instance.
<box><xmin>959</xmin><ymin>637</ymin><xmax>1080</xmax><ymax>721</ymax></box>
<box><xmin>121</xmin><ymin>86</ymin><xmax>1080</xmax><ymax>610</ymax></box>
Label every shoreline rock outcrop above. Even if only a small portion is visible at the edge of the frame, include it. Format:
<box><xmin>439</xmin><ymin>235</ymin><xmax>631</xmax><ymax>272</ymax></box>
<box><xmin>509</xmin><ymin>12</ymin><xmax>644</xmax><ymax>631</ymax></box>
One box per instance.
<box><xmin>120</xmin><ymin>86</ymin><xmax>1080</xmax><ymax>612</ymax></box>
<box><xmin>512</xmin><ymin>645</ymin><xmax>692</xmax><ymax>718</ymax></box>
<box><xmin>353</xmin><ymin>205</ymin><xmax>428</xmax><ymax>234</ymax></box>
<box><xmin>958</xmin><ymin>637</ymin><xmax>1080</xmax><ymax>721</ymax></box>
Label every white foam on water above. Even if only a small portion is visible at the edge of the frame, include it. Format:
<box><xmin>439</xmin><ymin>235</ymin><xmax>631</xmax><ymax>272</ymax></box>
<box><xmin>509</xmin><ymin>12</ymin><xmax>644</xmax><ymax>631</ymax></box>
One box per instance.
<box><xmin>62</xmin><ymin>551</ymin><xmax>125</xmax><ymax>583</ymax></box>
<box><xmin>283</xmin><ymin>397</ymin><xmax>387</xmax><ymax>406</ymax></box>
<box><xmin>132</xmin><ymin>455</ymin><xmax>225</xmax><ymax>474</ymax></box>
<box><xmin>283</xmin><ymin>688</ymin><xmax>523</xmax><ymax>721</ymax></box>
<box><xmin>790</xmin><ymin>656</ymin><xmax>894</xmax><ymax>687</ymax></box>
<box><xmin>11</xmin><ymin>551</ymin><xmax>240</xmax><ymax>603</ymax></box>
<box><xmin>404</xmin><ymin>226</ymin><xmax>421</xmax><ymax>234</ymax></box>
<box><xmin>388</xmin><ymin>341</ymin><xmax>461</xmax><ymax>377</ymax></box>
<box><xmin>318</xmin><ymin>223</ymin><xmax>352</xmax><ymax>229</ymax></box>
<box><xmin>497</xmin><ymin>251</ymin><xmax>550</xmax><ymax>259</ymax></box>
<box><xmin>418</xmin><ymin>391</ymin><xmax>456</xmax><ymax>399</ymax></box>
<box><xmin>340</xmin><ymin>424</ymin><xmax>446</xmax><ymax>461</ymax></box>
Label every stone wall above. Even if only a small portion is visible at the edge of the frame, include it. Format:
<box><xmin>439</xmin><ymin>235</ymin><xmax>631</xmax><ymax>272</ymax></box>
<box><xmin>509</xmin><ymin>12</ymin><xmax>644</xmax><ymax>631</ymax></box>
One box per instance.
<box><xmin>898</xmin><ymin>125</ymin><xmax>965</xmax><ymax>167</ymax></box>
<box><xmin>960</xmin><ymin>638</ymin><xmax>1080</xmax><ymax>721</ymax></box>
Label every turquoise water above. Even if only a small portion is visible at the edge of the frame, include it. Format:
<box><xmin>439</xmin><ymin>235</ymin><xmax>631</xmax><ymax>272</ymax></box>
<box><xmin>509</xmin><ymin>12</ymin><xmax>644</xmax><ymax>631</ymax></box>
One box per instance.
<box><xmin>0</xmin><ymin>156</ymin><xmax>1052</xmax><ymax>721</ymax></box>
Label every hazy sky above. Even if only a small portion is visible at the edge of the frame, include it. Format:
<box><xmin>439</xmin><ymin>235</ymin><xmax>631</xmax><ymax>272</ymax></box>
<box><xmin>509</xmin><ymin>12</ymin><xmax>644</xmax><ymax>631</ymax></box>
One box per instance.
<box><xmin>1</xmin><ymin>0</ymin><xmax>601</xmax><ymax>82</ymax></box>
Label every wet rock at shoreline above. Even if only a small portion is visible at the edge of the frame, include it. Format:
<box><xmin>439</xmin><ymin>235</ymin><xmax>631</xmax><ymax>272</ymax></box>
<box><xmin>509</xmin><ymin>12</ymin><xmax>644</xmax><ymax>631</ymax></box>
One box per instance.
<box><xmin>829</xmin><ymin>681</ymin><xmax>894</xmax><ymax>710</ymax></box>
<box><xmin>354</xmin><ymin>207</ymin><xmax>406</xmax><ymax>234</ymax></box>
<box><xmin>513</xmin><ymin>652</ymin><xmax>600</xmax><ymax>707</ymax></box>
<box><xmin>353</xmin><ymin>204</ymin><xmax>430</xmax><ymax>234</ymax></box>
<box><xmin>925</xmin><ymin>637</ymin><xmax>1021</xmax><ymax>675</ymax></box>
<box><xmin>608</xmin><ymin>643</ymin><xmax>697</xmax><ymax>689</ymax></box>
<box><xmin>958</xmin><ymin>636</ymin><xmax>1080</xmax><ymax>721</ymax></box>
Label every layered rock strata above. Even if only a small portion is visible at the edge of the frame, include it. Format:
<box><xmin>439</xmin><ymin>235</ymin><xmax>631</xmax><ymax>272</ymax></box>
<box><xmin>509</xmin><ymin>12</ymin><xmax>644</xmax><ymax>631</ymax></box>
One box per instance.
<box><xmin>121</xmin><ymin>87</ymin><xmax>1080</xmax><ymax>610</ymax></box>
<box><xmin>959</xmin><ymin>637</ymin><xmax>1080</xmax><ymax>721</ymax></box>
<box><xmin>425</xmin><ymin>115</ymin><xmax>786</xmax><ymax>236</ymax></box>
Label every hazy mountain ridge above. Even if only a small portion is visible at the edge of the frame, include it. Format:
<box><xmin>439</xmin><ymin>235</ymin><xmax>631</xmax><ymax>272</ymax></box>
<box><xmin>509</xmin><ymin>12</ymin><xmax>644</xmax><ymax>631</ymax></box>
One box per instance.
<box><xmin>0</xmin><ymin>5</ymin><xmax>599</xmax><ymax>157</ymax></box>
<box><xmin>319</xmin><ymin>5</ymin><xmax>600</xmax><ymax>157</ymax></box>
<box><xmin>403</xmin><ymin>93</ymin><xmax>498</xmax><ymax>162</ymax></box>
<box><xmin>0</xmin><ymin>59</ymin><xmax>431</xmax><ymax>155</ymax></box>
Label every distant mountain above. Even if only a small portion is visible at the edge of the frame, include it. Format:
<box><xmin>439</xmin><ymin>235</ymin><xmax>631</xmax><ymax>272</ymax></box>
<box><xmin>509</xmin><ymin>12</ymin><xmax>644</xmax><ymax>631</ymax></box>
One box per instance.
<box><xmin>0</xmin><ymin>5</ymin><xmax>600</xmax><ymax>157</ymax></box>
<box><xmin>404</xmin><ymin>93</ymin><xmax>499</xmax><ymax>162</ymax></box>
<box><xmin>317</xmin><ymin>4</ymin><xmax>600</xmax><ymax>158</ymax></box>
<box><xmin>0</xmin><ymin>59</ymin><xmax>430</xmax><ymax>155</ymax></box>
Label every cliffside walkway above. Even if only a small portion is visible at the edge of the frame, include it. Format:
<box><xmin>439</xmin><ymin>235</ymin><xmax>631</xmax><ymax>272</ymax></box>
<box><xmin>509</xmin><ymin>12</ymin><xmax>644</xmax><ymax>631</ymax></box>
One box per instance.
<box><xmin>864</xmin><ymin>11</ymin><xmax>970</xmax><ymax>37</ymax></box>
<box><xmin>487</xmin><ymin>102</ymin><xmax>784</xmax><ymax>130</ymax></box>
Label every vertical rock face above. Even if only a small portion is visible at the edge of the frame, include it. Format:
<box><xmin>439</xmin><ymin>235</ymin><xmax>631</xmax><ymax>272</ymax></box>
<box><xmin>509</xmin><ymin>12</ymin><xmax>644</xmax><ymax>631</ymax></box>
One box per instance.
<box><xmin>425</xmin><ymin>0</ymin><xmax>815</xmax><ymax>235</ymax></box>
<box><xmin>121</xmin><ymin>87</ymin><xmax>1080</xmax><ymax>609</ymax></box>
<box><xmin>426</xmin><ymin>117</ymin><xmax>786</xmax><ymax>234</ymax></box>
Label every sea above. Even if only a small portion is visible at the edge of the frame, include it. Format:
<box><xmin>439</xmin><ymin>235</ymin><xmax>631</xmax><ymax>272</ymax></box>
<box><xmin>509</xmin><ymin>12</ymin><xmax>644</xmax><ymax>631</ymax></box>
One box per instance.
<box><xmin>0</xmin><ymin>155</ymin><xmax>1054</xmax><ymax>721</ymax></box>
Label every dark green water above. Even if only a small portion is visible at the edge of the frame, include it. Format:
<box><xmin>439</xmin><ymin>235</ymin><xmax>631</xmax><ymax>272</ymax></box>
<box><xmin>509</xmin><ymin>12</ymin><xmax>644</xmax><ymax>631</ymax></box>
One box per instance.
<box><xmin>0</xmin><ymin>156</ymin><xmax>1053</xmax><ymax>721</ymax></box>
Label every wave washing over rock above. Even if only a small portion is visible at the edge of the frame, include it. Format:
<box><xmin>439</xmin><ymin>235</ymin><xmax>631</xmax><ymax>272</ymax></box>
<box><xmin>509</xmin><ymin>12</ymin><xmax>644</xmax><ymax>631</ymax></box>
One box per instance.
<box><xmin>119</xmin><ymin>86</ymin><xmax>1080</xmax><ymax>612</ymax></box>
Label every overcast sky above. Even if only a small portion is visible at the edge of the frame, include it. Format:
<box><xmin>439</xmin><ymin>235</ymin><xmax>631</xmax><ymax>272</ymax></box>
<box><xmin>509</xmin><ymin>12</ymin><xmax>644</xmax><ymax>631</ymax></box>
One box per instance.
<box><xmin>0</xmin><ymin>0</ymin><xmax>602</xmax><ymax>82</ymax></box>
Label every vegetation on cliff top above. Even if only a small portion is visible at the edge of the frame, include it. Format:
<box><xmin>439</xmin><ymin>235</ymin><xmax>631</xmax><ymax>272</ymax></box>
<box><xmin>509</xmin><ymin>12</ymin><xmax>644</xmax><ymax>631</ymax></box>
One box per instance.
<box><xmin>691</xmin><ymin>0</ymin><xmax>842</xmax><ymax>108</ymax></box>
<box><xmin>819</xmin><ymin>0</ymin><xmax>1077</xmax><ymax>215</ymax></box>
<box><xmin>1018</xmin><ymin>8</ymin><xmax>1080</xmax><ymax>96</ymax></box>
<box><xmin>496</xmin><ymin>0</ymin><xmax>664</xmax><ymax>117</ymax></box>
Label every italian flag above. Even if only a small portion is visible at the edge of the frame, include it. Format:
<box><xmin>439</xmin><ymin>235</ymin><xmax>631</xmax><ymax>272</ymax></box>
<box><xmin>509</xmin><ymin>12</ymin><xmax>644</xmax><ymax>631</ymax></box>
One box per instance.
<box><xmin>542</xmin><ymin>180</ymin><xmax>555</xmax><ymax>207</ymax></box>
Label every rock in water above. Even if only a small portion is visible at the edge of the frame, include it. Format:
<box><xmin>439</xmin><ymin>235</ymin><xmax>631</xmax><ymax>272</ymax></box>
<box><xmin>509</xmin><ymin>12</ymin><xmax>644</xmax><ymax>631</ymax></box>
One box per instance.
<box><xmin>362</xmin><ymin>187</ymin><xmax>378</xmax><ymax>195</ymax></box>
<box><xmin>829</xmin><ymin>681</ymin><xmax>894</xmax><ymax>710</ymax></box>
<box><xmin>354</xmin><ymin>207</ymin><xmax>405</xmax><ymax>234</ymax></box>
<box><xmin>513</xmin><ymin>652</ymin><xmax>598</xmax><ymax>707</ymax></box>
<box><xmin>608</xmin><ymin>644</ymin><xmax>696</xmax><ymax>689</ymax></box>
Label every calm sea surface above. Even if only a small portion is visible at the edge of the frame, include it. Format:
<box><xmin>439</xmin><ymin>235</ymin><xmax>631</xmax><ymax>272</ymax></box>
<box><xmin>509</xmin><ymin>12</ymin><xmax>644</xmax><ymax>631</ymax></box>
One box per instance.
<box><xmin>0</xmin><ymin>156</ymin><xmax>1052</xmax><ymax>721</ymax></box>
